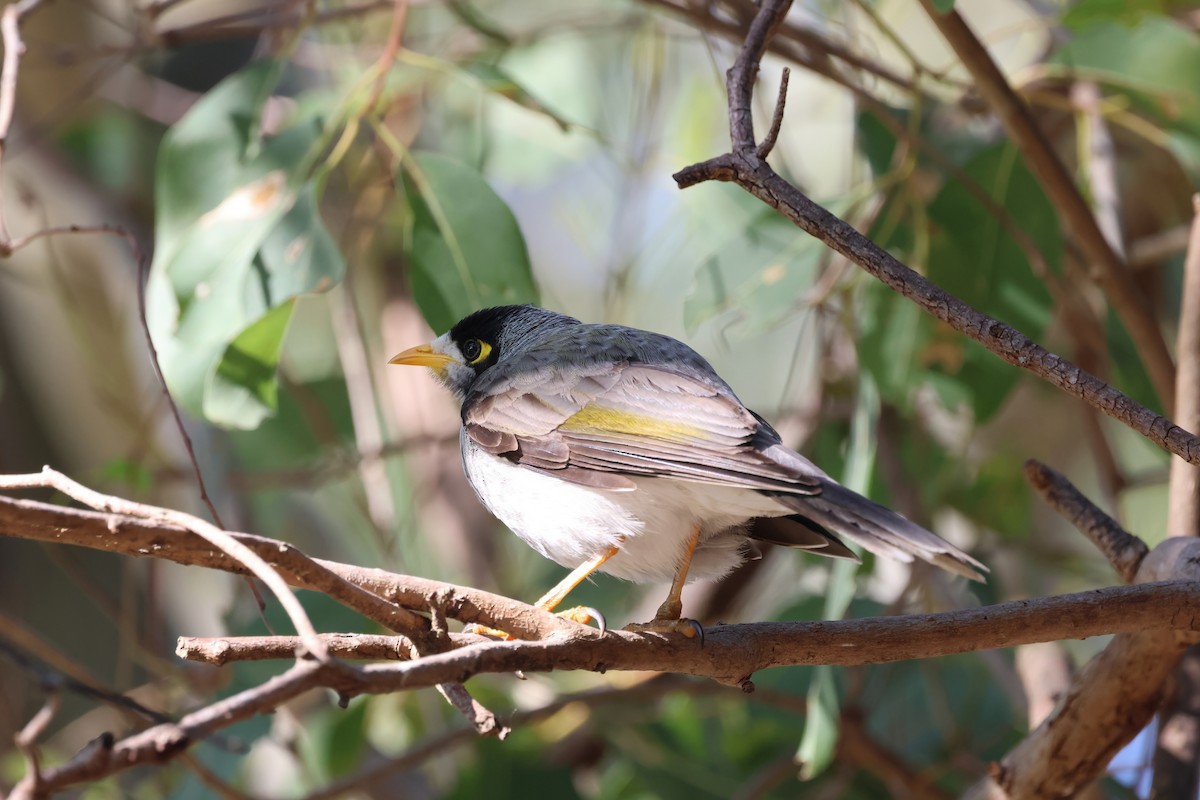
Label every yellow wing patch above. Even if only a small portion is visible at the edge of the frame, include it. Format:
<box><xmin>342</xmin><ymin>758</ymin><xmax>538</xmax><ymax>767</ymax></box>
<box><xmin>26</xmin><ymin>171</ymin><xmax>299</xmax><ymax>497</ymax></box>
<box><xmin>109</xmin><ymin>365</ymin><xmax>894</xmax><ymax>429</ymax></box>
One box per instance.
<box><xmin>560</xmin><ymin>404</ymin><xmax>704</xmax><ymax>442</ymax></box>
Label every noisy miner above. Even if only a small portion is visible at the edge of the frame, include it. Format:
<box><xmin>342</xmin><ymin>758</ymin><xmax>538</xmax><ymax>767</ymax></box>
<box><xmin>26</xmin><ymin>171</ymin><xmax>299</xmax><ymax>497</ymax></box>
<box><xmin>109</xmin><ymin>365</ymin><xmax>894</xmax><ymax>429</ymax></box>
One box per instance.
<box><xmin>390</xmin><ymin>305</ymin><xmax>986</xmax><ymax>638</ymax></box>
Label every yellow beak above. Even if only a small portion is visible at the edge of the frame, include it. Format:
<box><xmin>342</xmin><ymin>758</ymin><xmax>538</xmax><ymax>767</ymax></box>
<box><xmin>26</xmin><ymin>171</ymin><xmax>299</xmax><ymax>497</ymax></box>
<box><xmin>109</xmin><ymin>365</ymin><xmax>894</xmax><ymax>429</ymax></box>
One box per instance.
<box><xmin>388</xmin><ymin>344</ymin><xmax>456</xmax><ymax>369</ymax></box>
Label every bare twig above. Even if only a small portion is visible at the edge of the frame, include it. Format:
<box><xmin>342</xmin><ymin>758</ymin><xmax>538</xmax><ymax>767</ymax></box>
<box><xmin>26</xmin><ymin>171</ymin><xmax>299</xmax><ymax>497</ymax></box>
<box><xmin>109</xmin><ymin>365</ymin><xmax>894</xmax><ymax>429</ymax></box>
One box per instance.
<box><xmin>673</xmin><ymin>0</ymin><xmax>1200</xmax><ymax>466</ymax></box>
<box><xmin>155</xmin><ymin>1</ymin><xmax>392</xmax><ymax>47</ymax></box>
<box><xmin>9</xmin><ymin>685</ymin><xmax>61</xmax><ymax>800</ymax></box>
<box><xmin>1130</xmin><ymin>223</ymin><xmax>1191</xmax><ymax>268</ymax></box>
<box><xmin>0</xmin><ymin>0</ymin><xmax>41</xmax><ymax>245</ymax></box>
<box><xmin>1023</xmin><ymin>460</ymin><xmax>1148</xmax><ymax>584</ymax></box>
<box><xmin>133</xmin><ymin>239</ymin><xmax>227</xmax><ymax>528</ymax></box>
<box><xmin>178</xmin><ymin>634</ymin><xmax>415</xmax><ymax>665</ymax></box>
<box><xmin>1072</xmin><ymin>81</ymin><xmax>1125</xmax><ymax>258</ymax></box>
<box><xmin>643</xmin><ymin>0</ymin><xmax>926</xmax><ymax>97</ymax></box>
<box><xmin>0</xmin><ymin>492</ymin><xmax>575</xmax><ymax>640</ymax></box>
<box><xmin>436</xmin><ymin>681</ymin><xmax>509</xmax><ymax>738</ymax></box>
<box><xmin>918</xmin><ymin>1</ymin><xmax>1174</xmax><ymax>410</ymax></box>
<box><xmin>756</xmin><ymin>66</ymin><xmax>789</xmax><ymax>159</ymax></box>
<box><xmin>0</xmin><ymin>469</ymin><xmax>329</xmax><ymax>661</ymax></box>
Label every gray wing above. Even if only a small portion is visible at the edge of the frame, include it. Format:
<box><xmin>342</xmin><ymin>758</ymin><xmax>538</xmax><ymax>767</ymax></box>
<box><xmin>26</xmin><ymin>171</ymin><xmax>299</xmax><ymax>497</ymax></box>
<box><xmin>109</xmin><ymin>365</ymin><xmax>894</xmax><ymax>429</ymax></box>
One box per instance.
<box><xmin>463</xmin><ymin>360</ymin><xmax>822</xmax><ymax>495</ymax></box>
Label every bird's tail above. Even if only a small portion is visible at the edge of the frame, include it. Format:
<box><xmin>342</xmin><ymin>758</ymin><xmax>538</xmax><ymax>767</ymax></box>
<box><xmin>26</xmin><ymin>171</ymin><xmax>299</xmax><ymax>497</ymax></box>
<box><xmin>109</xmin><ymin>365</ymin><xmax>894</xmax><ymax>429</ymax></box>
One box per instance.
<box><xmin>774</xmin><ymin>481</ymin><xmax>988</xmax><ymax>582</ymax></box>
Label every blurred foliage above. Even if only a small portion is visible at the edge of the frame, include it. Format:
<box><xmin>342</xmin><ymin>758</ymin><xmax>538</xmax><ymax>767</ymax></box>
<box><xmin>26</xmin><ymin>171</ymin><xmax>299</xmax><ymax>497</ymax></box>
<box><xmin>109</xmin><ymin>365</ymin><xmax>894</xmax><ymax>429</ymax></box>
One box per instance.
<box><xmin>0</xmin><ymin>0</ymin><xmax>1197</xmax><ymax>797</ymax></box>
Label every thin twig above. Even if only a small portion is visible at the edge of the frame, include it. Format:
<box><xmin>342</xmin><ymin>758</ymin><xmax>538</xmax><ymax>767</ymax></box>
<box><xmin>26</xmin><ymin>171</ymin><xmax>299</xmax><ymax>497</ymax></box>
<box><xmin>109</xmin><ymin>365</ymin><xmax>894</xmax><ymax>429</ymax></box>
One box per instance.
<box><xmin>756</xmin><ymin>67</ymin><xmax>789</xmax><ymax>159</ymax></box>
<box><xmin>436</xmin><ymin>681</ymin><xmax>509</xmax><ymax>738</ymax></box>
<box><xmin>9</xmin><ymin>685</ymin><xmax>61</xmax><ymax>800</ymax></box>
<box><xmin>0</xmin><ymin>492</ymin><xmax>575</xmax><ymax>641</ymax></box>
<box><xmin>178</xmin><ymin>634</ymin><xmax>416</xmax><ymax>665</ymax></box>
<box><xmin>672</xmin><ymin>0</ymin><xmax>1200</xmax><ymax>467</ymax></box>
<box><xmin>918</xmin><ymin>0</ymin><xmax>1175</xmax><ymax>410</ymax></box>
<box><xmin>133</xmin><ymin>238</ymin><xmax>226</xmax><ymax>528</ymax></box>
<box><xmin>1023</xmin><ymin>460</ymin><xmax>1148</xmax><ymax>584</ymax></box>
<box><xmin>0</xmin><ymin>469</ymin><xmax>329</xmax><ymax>661</ymax></box>
<box><xmin>1072</xmin><ymin>81</ymin><xmax>1126</xmax><ymax>258</ymax></box>
<box><xmin>0</xmin><ymin>0</ymin><xmax>47</xmax><ymax>246</ymax></box>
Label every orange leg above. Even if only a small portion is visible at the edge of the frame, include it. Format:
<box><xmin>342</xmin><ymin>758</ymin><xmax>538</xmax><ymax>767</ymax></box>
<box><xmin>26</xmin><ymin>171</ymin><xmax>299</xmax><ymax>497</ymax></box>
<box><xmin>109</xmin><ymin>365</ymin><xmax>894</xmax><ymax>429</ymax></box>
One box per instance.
<box><xmin>466</xmin><ymin>544</ymin><xmax>620</xmax><ymax>640</ymax></box>
<box><xmin>624</xmin><ymin>525</ymin><xmax>704</xmax><ymax>639</ymax></box>
<box><xmin>535</xmin><ymin>544</ymin><xmax>621</xmax><ymax>612</ymax></box>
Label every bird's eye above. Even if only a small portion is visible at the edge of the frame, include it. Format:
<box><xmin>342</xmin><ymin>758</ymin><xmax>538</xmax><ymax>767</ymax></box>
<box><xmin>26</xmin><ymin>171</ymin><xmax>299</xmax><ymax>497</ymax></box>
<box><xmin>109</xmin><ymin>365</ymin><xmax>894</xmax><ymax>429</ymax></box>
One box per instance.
<box><xmin>461</xmin><ymin>338</ymin><xmax>491</xmax><ymax>364</ymax></box>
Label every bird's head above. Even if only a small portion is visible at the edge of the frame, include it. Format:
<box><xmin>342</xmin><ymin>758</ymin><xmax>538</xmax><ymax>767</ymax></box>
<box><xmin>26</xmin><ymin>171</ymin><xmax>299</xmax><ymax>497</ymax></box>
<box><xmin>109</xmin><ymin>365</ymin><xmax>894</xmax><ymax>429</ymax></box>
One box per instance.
<box><xmin>388</xmin><ymin>304</ymin><xmax>580</xmax><ymax>400</ymax></box>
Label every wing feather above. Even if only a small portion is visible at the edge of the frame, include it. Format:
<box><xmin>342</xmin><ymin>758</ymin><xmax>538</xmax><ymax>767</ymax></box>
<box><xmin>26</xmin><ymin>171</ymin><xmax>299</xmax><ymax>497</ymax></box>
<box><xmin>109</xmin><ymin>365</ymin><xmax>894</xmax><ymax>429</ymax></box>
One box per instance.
<box><xmin>463</xmin><ymin>362</ymin><xmax>821</xmax><ymax>494</ymax></box>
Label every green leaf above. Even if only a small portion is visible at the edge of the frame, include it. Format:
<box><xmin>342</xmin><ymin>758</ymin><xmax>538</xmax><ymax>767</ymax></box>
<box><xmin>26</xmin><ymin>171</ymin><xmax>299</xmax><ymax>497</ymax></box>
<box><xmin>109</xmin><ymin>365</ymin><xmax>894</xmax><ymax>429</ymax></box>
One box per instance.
<box><xmin>147</xmin><ymin>62</ymin><xmax>343</xmax><ymax>428</ymax></box>
<box><xmin>404</xmin><ymin>152</ymin><xmax>538</xmax><ymax>332</ymax></box>
<box><xmin>205</xmin><ymin>299</ymin><xmax>295</xmax><ymax>429</ymax></box>
<box><xmin>798</xmin><ymin>666</ymin><xmax>839</xmax><ymax>780</ymax></box>
<box><xmin>797</xmin><ymin>375</ymin><xmax>879</xmax><ymax>781</ymax></box>
<box><xmin>464</xmin><ymin>62</ymin><xmax>572</xmax><ymax>131</ymax></box>
<box><xmin>926</xmin><ymin>143</ymin><xmax>1059</xmax><ymax>421</ymax></box>
<box><xmin>1051</xmin><ymin>17</ymin><xmax>1200</xmax><ymax>138</ymax></box>
<box><xmin>684</xmin><ymin>211</ymin><xmax>825</xmax><ymax>335</ymax></box>
<box><xmin>1062</xmin><ymin>0</ymin><xmax>1189</xmax><ymax>30</ymax></box>
<box><xmin>929</xmin><ymin>0</ymin><xmax>956</xmax><ymax>11</ymax></box>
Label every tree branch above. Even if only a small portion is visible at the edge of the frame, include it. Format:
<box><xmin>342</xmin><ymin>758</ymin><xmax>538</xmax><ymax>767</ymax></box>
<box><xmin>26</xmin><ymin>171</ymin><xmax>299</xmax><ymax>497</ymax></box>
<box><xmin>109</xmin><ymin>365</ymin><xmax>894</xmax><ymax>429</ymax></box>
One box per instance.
<box><xmin>0</xmin><ymin>469</ymin><xmax>330</xmax><ymax>661</ymax></box>
<box><xmin>672</xmin><ymin>0</ymin><xmax>1200</xmax><ymax>466</ymax></box>
<box><xmin>1024</xmin><ymin>460</ymin><xmax>1148</xmax><ymax>584</ymax></box>
<box><xmin>989</xmin><ymin>539</ymin><xmax>1200</xmax><ymax>797</ymax></box>
<box><xmin>918</xmin><ymin>1</ymin><xmax>1175</xmax><ymax>410</ymax></box>
<box><xmin>1155</xmin><ymin>195</ymin><xmax>1200</xmax><ymax>797</ymax></box>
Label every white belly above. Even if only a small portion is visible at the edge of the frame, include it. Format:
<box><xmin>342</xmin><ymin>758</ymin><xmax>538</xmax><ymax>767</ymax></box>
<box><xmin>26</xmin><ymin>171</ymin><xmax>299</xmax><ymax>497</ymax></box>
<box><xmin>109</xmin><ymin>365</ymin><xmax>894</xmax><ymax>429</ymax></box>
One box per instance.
<box><xmin>460</xmin><ymin>432</ymin><xmax>790</xmax><ymax>583</ymax></box>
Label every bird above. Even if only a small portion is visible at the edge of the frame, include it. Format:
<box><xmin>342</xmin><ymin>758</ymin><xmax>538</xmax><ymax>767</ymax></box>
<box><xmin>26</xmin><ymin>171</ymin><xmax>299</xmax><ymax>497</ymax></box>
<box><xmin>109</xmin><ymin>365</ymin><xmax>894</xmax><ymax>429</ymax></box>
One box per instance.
<box><xmin>389</xmin><ymin>304</ymin><xmax>986</xmax><ymax>638</ymax></box>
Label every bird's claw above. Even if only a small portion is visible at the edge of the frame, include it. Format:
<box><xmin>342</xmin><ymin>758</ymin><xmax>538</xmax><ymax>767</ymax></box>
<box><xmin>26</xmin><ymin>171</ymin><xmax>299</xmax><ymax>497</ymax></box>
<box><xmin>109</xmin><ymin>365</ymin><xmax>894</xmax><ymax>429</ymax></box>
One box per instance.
<box><xmin>623</xmin><ymin>617</ymin><xmax>705</xmax><ymax>643</ymax></box>
<box><xmin>556</xmin><ymin>605</ymin><xmax>607</xmax><ymax>636</ymax></box>
<box><xmin>462</xmin><ymin>623</ymin><xmax>513</xmax><ymax>641</ymax></box>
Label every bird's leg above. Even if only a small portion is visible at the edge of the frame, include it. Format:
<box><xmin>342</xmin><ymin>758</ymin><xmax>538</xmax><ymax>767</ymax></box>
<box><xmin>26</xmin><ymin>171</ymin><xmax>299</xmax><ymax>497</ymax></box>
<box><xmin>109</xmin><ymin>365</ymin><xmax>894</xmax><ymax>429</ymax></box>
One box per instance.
<box><xmin>465</xmin><ymin>544</ymin><xmax>620</xmax><ymax>640</ymax></box>
<box><xmin>624</xmin><ymin>524</ymin><xmax>704</xmax><ymax>639</ymax></box>
<box><xmin>536</xmin><ymin>545</ymin><xmax>622</xmax><ymax>610</ymax></box>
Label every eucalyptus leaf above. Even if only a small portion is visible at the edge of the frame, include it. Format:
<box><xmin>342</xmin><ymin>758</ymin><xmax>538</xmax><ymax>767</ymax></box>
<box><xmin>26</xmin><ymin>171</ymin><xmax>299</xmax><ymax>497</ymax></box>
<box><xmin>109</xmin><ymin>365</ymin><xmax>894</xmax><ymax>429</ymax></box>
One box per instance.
<box><xmin>147</xmin><ymin>62</ymin><xmax>343</xmax><ymax>428</ymax></box>
<box><xmin>926</xmin><ymin>143</ymin><xmax>1059</xmax><ymax>421</ymax></box>
<box><xmin>205</xmin><ymin>299</ymin><xmax>295</xmax><ymax>430</ymax></box>
<box><xmin>404</xmin><ymin>152</ymin><xmax>539</xmax><ymax>332</ymax></box>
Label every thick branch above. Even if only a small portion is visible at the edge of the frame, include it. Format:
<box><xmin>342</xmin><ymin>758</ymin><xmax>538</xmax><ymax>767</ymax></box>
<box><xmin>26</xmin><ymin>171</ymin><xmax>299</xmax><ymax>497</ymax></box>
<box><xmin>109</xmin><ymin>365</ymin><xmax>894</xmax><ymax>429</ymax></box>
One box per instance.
<box><xmin>0</xmin><ymin>493</ymin><xmax>578</xmax><ymax>640</ymax></box>
<box><xmin>990</xmin><ymin>539</ymin><xmax>1200</xmax><ymax>798</ymax></box>
<box><xmin>1155</xmin><ymin>196</ymin><xmax>1200</xmax><ymax>797</ymax></box>
<box><xmin>0</xmin><ymin>470</ymin><xmax>331</xmax><ymax>660</ymax></box>
<box><xmin>675</xmin><ymin>151</ymin><xmax>1199</xmax><ymax>464</ymax></box>
<box><xmin>1167</xmin><ymin>197</ymin><xmax>1200</xmax><ymax>537</ymax></box>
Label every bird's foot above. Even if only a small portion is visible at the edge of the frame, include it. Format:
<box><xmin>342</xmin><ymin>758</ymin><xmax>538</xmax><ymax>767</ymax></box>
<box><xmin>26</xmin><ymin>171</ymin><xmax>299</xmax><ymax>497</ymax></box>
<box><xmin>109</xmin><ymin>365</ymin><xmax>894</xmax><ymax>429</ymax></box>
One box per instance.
<box><xmin>556</xmin><ymin>605</ymin><xmax>608</xmax><ymax>634</ymax></box>
<box><xmin>623</xmin><ymin>617</ymin><xmax>705</xmax><ymax>642</ymax></box>
<box><xmin>462</xmin><ymin>622</ymin><xmax>514</xmax><ymax>640</ymax></box>
<box><xmin>463</xmin><ymin>605</ymin><xmax>607</xmax><ymax>641</ymax></box>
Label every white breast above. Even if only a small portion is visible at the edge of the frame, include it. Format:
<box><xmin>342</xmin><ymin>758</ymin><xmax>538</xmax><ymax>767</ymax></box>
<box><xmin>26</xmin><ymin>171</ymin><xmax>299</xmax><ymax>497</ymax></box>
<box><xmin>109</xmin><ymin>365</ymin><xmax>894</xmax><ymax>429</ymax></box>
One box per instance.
<box><xmin>459</xmin><ymin>431</ymin><xmax>791</xmax><ymax>584</ymax></box>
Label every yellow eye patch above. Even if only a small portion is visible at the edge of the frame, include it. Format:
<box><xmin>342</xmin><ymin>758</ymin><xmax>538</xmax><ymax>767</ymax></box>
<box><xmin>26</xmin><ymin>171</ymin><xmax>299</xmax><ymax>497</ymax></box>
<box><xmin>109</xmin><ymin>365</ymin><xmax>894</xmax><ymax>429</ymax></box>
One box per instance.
<box><xmin>463</xmin><ymin>339</ymin><xmax>492</xmax><ymax>364</ymax></box>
